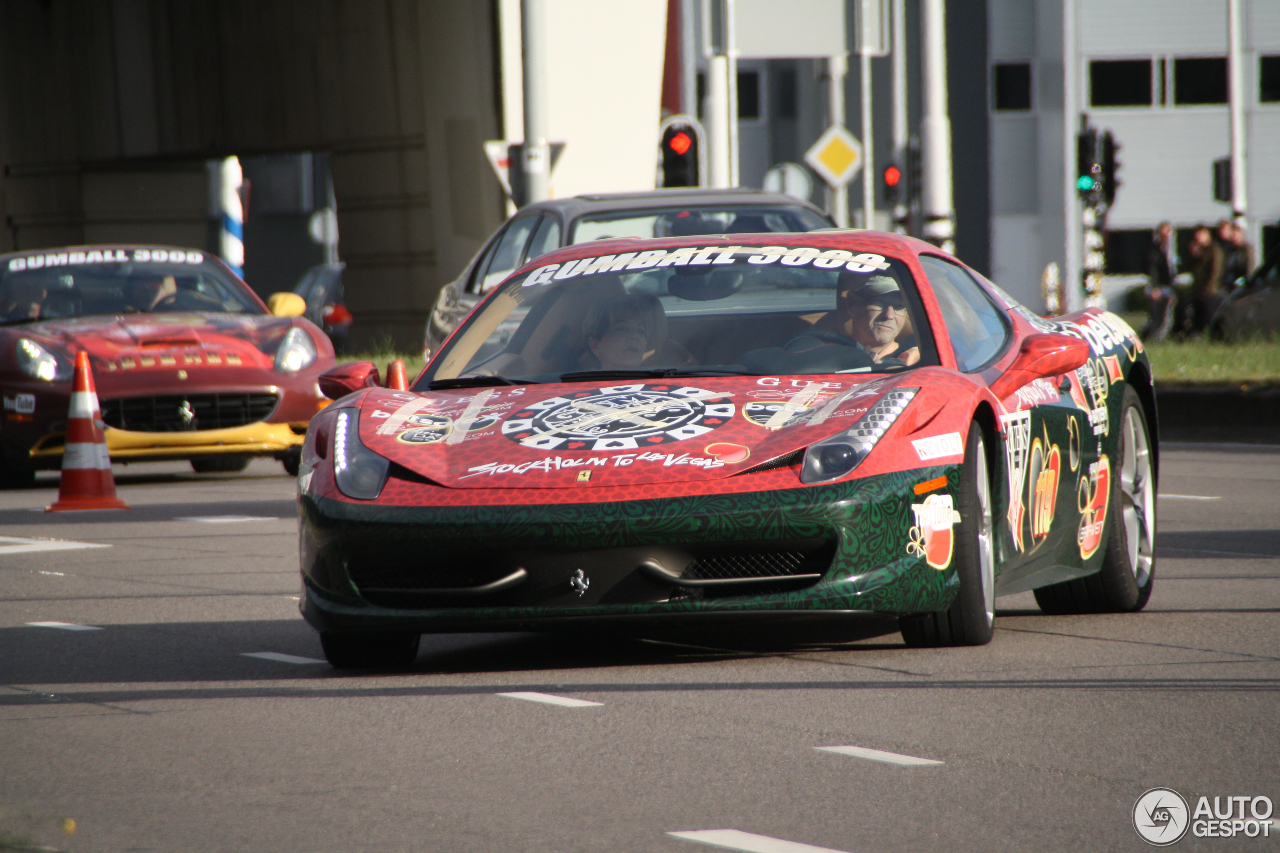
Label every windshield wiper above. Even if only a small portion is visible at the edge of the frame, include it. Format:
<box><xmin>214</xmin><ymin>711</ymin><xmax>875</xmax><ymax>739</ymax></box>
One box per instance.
<box><xmin>559</xmin><ymin>367</ymin><xmax>755</xmax><ymax>382</ymax></box>
<box><xmin>426</xmin><ymin>375</ymin><xmax>538</xmax><ymax>391</ymax></box>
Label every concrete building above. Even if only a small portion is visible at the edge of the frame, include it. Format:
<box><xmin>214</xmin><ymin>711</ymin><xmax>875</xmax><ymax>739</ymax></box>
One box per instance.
<box><xmin>990</xmin><ymin>0</ymin><xmax>1280</xmax><ymax>309</ymax></box>
<box><xmin>0</xmin><ymin>1</ymin><xmax>507</xmax><ymax>351</ymax></box>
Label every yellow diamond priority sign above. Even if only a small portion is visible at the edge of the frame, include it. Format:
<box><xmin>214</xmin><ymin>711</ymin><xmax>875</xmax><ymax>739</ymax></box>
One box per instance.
<box><xmin>805</xmin><ymin>125</ymin><xmax>863</xmax><ymax>188</ymax></box>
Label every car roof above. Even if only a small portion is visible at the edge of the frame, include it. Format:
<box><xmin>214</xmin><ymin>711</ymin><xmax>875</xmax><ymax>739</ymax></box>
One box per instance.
<box><xmin>514</xmin><ymin>188</ymin><xmax>833</xmax><ymax>222</ymax></box>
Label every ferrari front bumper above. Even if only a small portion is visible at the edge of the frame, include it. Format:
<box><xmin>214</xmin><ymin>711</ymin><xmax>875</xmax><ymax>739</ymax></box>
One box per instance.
<box><xmin>29</xmin><ymin>421</ymin><xmax>307</xmax><ymax>462</ymax></box>
<box><xmin>298</xmin><ymin>465</ymin><xmax>964</xmax><ymax>634</ymax></box>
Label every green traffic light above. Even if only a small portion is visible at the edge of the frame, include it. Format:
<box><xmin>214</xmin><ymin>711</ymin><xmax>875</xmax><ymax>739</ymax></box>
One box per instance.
<box><xmin>1077</xmin><ymin>175</ymin><xmax>1096</xmax><ymax>192</ymax></box>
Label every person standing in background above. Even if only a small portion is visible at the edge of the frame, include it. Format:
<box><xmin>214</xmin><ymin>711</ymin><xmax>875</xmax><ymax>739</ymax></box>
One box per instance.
<box><xmin>1180</xmin><ymin>225</ymin><xmax>1225</xmax><ymax>337</ymax></box>
<box><xmin>1143</xmin><ymin>222</ymin><xmax>1178</xmax><ymax>341</ymax></box>
<box><xmin>1223</xmin><ymin>222</ymin><xmax>1254</xmax><ymax>288</ymax></box>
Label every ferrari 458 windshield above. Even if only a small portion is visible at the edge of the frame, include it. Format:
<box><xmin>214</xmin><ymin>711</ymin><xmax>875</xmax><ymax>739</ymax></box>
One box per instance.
<box><xmin>421</xmin><ymin>244</ymin><xmax>935</xmax><ymax>388</ymax></box>
<box><xmin>1</xmin><ymin>249</ymin><xmax>260</xmax><ymax>324</ymax></box>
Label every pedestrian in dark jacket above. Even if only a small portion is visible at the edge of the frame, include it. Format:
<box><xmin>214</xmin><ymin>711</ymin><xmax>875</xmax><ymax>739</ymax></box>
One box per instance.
<box><xmin>1178</xmin><ymin>225</ymin><xmax>1224</xmax><ymax>337</ymax></box>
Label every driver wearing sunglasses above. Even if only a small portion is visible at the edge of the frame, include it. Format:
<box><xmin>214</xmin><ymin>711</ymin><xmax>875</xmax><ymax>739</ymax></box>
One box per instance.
<box><xmin>831</xmin><ymin>273</ymin><xmax>920</xmax><ymax>365</ymax></box>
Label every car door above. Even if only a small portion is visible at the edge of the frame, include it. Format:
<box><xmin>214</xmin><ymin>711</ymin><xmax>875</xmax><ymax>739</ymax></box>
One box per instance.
<box><xmin>919</xmin><ymin>255</ymin><xmax>1084</xmax><ymax>590</ymax></box>
<box><xmin>469</xmin><ymin>213</ymin><xmax>541</xmax><ymax>295</ymax></box>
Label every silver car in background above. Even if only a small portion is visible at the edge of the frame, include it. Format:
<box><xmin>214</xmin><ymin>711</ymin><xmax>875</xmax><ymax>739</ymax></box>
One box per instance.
<box><xmin>425</xmin><ymin>188</ymin><xmax>834</xmax><ymax>355</ymax></box>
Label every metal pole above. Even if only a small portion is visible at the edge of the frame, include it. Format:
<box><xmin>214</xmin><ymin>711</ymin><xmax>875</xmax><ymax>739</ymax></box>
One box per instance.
<box><xmin>1227</xmin><ymin>0</ymin><xmax>1248</xmax><ymax>223</ymax></box>
<box><xmin>218</xmin><ymin>156</ymin><xmax>244</xmax><ymax>278</ymax></box>
<box><xmin>1062</xmin><ymin>0</ymin><xmax>1081</xmax><ymax>312</ymax></box>
<box><xmin>521</xmin><ymin>0</ymin><xmax>550</xmax><ymax>204</ymax></box>
<box><xmin>707</xmin><ymin>55</ymin><xmax>731</xmax><ymax>188</ymax></box>
<box><xmin>891</xmin><ymin>0</ymin><xmax>907</xmax><ymax>233</ymax></box>
<box><xmin>680</xmin><ymin>0</ymin><xmax>697</xmax><ymax>117</ymax></box>
<box><xmin>861</xmin><ymin>49</ymin><xmax>874</xmax><ymax>230</ymax></box>
<box><xmin>725</xmin><ymin>0</ymin><xmax>739</xmax><ymax>187</ymax></box>
<box><xmin>919</xmin><ymin>0</ymin><xmax>954</xmax><ymax>252</ymax></box>
<box><xmin>827</xmin><ymin>54</ymin><xmax>849</xmax><ymax>227</ymax></box>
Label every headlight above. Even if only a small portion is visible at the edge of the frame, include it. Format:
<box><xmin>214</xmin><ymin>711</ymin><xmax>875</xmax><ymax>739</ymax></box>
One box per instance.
<box><xmin>275</xmin><ymin>326</ymin><xmax>317</xmax><ymax>373</ymax></box>
<box><xmin>333</xmin><ymin>407</ymin><xmax>389</xmax><ymax>499</ymax></box>
<box><xmin>16</xmin><ymin>338</ymin><xmax>73</xmax><ymax>382</ymax></box>
<box><xmin>800</xmin><ymin>388</ymin><xmax>918</xmax><ymax>484</ymax></box>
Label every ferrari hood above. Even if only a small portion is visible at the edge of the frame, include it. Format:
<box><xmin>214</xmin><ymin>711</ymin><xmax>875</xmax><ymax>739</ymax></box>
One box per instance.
<box><xmin>355</xmin><ymin>376</ymin><xmax>904</xmax><ymax>489</ymax></box>
<box><xmin>14</xmin><ymin>313</ymin><xmax>294</xmax><ymax>370</ymax></box>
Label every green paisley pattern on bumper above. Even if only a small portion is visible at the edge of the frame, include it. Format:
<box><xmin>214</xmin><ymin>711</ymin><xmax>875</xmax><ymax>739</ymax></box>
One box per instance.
<box><xmin>301</xmin><ymin>465</ymin><xmax>963</xmax><ymax>622</ymax></box>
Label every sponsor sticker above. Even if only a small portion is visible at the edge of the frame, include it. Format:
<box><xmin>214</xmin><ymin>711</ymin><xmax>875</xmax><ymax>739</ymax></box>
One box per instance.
<box><xmin>521</xmin><ymin>247</ymin><xmax>890</xmax><ymax>287</ymax></box>
<box><xmin>3</xmin><ymin>394</ymin><xmax>35</xmax><ymax>414</ymax></box>
<box><xmin>906</xmin><ymin>493</ymin><xmax>962</xmax><ymax>570</ymax></box>
<box><xmin>911</xmin><ymin>432</ymin><xmax>963</xmax><ymax>461</ymax></box>
<box><xmin>6</xmin><ymin>248</ymin><xmax>203</xmax><ymax>271</ymax></box>
<box><xmin>1077</xmin><ymin>455</ymin><xmax>1111</xmax><ymax>559</ymax></box>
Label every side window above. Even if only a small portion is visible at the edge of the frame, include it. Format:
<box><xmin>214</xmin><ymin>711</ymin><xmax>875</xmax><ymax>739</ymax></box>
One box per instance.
<box><xmin>526</xmin><ymin>215</ymin><xmax>562</xmax><ymax>261</ymax></box>
<box><xmin>476</xmin><ymin>216</ymin><xmax>538</xmax><ymax>294</ymax></box>
<box><xmin>919</xmin><ymin>255</ymin><xmax>1010</xmax><ymax>371</ymax></box>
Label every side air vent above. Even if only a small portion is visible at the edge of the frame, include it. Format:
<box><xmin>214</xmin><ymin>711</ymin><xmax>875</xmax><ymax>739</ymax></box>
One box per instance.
<box><xmin>735</xmin><ymin>449</ymin><xmax>803</xmax><ymax>476</ymax></box>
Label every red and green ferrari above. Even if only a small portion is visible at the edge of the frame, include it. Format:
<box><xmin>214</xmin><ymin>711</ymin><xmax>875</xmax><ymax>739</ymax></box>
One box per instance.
<box><xmin>300</xmin><ymin>231</ymin><xmax>1158</xmax><ymax>668</ymax></box>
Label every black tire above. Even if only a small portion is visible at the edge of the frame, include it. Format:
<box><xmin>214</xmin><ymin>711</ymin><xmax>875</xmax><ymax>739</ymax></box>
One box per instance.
<box><xmin>0</xmin><ymin>457</ymin><xmax>36</xmax><ymax>489</ymax></box>
<box><xmin>320</xmin><ymin>631</ymin><xmax>420</xmax><ymax>669</ymax></box>
<box><xmin>900</xmin><ymin>423</ymin><xmax>996</xmax><ymax>647</ymax></box>
<box><xmin>280</xmin><ymin>450</ymin><xmax>301</xmax><ymax>476</ymax></box>
<box><xmin>190</xmin><ymin>456</ymin><xmax>250</xmax><ymax>474</ymax></box>
<box><xmin>1033</xmin><ymin>386</ymin><xmax>1156</xmax><ymax>614</ymax></box>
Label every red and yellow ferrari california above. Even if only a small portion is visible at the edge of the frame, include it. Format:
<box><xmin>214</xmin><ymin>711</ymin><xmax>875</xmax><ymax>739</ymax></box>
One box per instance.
<box><xmin>0</xmin><ymin>245</ymin><xmax>334</xmax><ymax>484</ymax></box>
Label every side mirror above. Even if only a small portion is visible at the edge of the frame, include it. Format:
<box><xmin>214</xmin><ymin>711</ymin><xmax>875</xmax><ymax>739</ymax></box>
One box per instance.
<box><xmin>988</xmin><ymin>333</ymin><xmax>1090</xmax><ymax>401</ymax></box>
<box><xmin>268</xmin><ymin>292</ymin><xmax>307</xmax><ymax>317</ymax></box>
<box><xmin>318</xmin><ymin>361</ymin><xmax>382</xmax><ymax>399</ymax></box>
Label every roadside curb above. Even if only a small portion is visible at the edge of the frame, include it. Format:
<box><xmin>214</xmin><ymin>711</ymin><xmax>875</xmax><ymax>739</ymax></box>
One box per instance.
<box><xmin>1156</xmin><ymin>384</ymin><xmax>1279</xmax><ymax>444</ymax></box>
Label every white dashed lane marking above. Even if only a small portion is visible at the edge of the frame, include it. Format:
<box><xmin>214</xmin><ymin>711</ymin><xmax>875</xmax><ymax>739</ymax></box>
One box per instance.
<box><xmin>815</xmin><ymin>745</ymin><xmax>944</xmax><ymax>767</ymax></box>
<box><xmin>242</xmin><ymin>652</ymin><xmax>326</xmax><ymax>665</ymax></box>
<box><xmin>175</xmin><ymin>516</ymin><xmax>279</xmax><ymax>523</ymax></box>
<box><xmin>497</xmin><ymin>692</ymin><xmax>602</xmax><ymax>707</ymax></box>
<box><xmin>668</xmin><ymin>829</ymin><xmax>856</xmax><ymax>853</ymax></box>
<box><xmin>0</xmin><ymin>536</ymin><xmax>110</xmax><ymax>555</ymax></box>
<box><xmin>1159</xmin><ymin>494</ymin><xmax>1221</xmax><ymax>500</ymax></box>
<box><xmin>26</xmin><ymin>622</ymin><xmax>103</xmax><ymax>631</ymax></box>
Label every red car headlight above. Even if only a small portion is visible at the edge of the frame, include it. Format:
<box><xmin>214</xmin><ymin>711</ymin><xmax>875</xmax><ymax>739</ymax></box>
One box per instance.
<box><xmin>800</xmin><ymin>388</ymin><xmax>918</xmax><ymax>484</ymax></box>
<box><xmin>332</xmin><ymin>408</ymin><xmax>389</xmax><ymax>499</ymax></box>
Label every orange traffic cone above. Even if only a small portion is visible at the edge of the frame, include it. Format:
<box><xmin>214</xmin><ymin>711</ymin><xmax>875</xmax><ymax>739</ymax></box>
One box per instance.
<box><xmin>385</xmin><ymin>359</ymin><xmax>409</xmax><ymax>390</ymax></box>
<box><xmin>48</xmin><ymin>352</ymin><xmax>129</xmax><ymax>512</ymax></box>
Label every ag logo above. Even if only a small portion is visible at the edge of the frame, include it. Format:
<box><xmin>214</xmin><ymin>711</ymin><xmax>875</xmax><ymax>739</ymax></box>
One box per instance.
<box><xmin>742</xmin><ymin>400</ymin><xmax>811</xmax><ymax>429</ymax></box>
<box><xmin>397</xmin><ymin>414</ymin><xmax>452</xmax><ymax>444</ymax></box>
<box><xmin>501</xmin><ymin>384</ymin><xmax>734</xmax><ymax>451</ymax></box>
<box><xmin>1133</xmin><ymin>787</ymin><xmax>1190</xmax><ymax>846</ymax></box>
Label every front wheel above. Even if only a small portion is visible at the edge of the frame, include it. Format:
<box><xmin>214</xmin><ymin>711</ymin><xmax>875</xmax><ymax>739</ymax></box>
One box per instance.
<box><xmin>0</xmin><ymin>456</ymin><xmax>36</xmax><ymax>489</ymax></box>
<box><xmin>320</xmin><ymin>631</ymin><xmax>420</xmax><ymax>669</ymax></box>
<box><xmin>900</xmin><ymin>423</ymin><xmax>996</xmax><ymax>647</ymax></box>
<box><xmin>1034</xmin><ymin>386</ymin><xmax>1156</xmax><ymax>613</ymax></box>
<box><xmin>190</xmin><ymin>456</ymin><xmax>250</xmax><ymax>474</ymax></box>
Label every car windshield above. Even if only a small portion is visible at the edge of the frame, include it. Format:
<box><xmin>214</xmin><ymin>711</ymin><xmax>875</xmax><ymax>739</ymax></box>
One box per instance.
<box><xmin>570</xmin><ymin>205</ymin><xmax>831</xmax><ymax>243</ymax></box>
<box><xmin>0</xmin><ymin>248</ymin><xmax>261</xmax><ymax>324</ymax></box>
<box><xmin>421</xmin><ymin>243</ymin><xmax>935</xmax><ymax>388</ymax></box>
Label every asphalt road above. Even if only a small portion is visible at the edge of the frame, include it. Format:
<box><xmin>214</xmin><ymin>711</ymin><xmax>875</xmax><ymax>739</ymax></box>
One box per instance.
<box><xmin>1</xmin><ymin>445</ymin><xmax>1277</xmax><ymax>853</ymax></box>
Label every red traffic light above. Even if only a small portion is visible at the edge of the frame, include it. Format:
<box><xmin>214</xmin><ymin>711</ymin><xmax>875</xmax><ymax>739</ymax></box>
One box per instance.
<box><xmin>882</xmin><ymin>164</ymin><xmax>901</xmax><ymax>187</ymax></box>
<box><xmin>668</xmin><ymin>131</ymin><xmax>692</xmax><ymax>156</ymax></box>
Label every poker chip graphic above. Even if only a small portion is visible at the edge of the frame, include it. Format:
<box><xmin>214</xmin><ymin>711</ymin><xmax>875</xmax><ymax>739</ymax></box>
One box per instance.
<box><xmin>501</xmin><ymin>384</ymin><xmax>735</xmax><ymax>451</ymax></box>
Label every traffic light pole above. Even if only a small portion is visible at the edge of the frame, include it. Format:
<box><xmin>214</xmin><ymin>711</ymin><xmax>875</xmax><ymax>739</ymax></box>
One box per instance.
<box><xmin>825</xmin><ymin>54</ymin><xmax>849</xmax><ymax>228</ymax></box>
<box><xmin>890</xmin><ymin>0</ymin><xmax>908</xmax><ymax>234</ymax></box>
<box><xmin>919</xmin><ymin>0</ymin><xmax>954</xmax><ymax>252</ymax></box>
<box><xmin>1227</xmin><ymin>0</ymin><xmax>1248</xmax><ymax>223</ymax></box>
